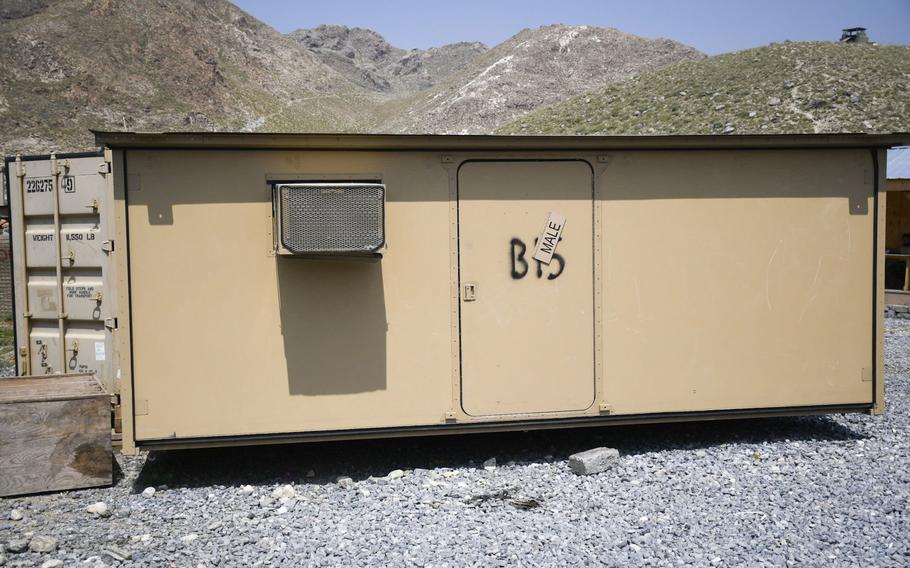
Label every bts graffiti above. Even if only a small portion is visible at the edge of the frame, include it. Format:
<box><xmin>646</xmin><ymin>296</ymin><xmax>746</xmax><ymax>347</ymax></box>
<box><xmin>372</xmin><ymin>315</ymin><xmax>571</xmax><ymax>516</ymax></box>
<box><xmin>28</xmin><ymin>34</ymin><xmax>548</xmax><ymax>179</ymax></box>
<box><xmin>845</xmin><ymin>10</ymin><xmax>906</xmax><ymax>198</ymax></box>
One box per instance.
<box><xmin>510</xmin><ymin>238</ymin><xmax>564</xmax><ymax>280</ymax></box>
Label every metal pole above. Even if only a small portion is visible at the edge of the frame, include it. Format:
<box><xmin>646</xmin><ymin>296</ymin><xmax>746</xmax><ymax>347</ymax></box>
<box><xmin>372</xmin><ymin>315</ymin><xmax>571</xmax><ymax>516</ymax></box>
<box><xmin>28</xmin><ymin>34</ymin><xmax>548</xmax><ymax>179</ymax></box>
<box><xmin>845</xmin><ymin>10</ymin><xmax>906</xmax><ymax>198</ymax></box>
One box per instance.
<box><xmin>14</xmin><ymin>155</ymin><xmax>31</xmax><ymax>375</ymax></box>
<box><xmin>50</xmin><ymin>154</ymin><xmax>67</xmax><ymax>372</ymax></box>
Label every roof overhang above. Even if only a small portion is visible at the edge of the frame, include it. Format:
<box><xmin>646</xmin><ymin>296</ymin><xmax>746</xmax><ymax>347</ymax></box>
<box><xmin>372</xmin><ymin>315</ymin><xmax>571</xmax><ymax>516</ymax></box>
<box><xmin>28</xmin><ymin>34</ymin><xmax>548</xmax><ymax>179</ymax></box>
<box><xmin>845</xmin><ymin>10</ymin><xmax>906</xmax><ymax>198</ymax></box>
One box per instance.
<box><xmin>93</xmin><ymin>131</ymin><xmax>910</xmax><ymax>152</ymax></box>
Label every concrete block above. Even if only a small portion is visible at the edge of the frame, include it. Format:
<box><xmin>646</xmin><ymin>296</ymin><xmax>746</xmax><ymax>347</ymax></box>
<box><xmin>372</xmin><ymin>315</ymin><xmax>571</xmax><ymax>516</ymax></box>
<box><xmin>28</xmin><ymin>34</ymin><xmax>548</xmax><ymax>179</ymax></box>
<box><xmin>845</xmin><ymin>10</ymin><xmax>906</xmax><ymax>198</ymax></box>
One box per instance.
<box><xmin>568</xmin><ymin>447</ymin><xmax>620</xmax><ymax>475</ymax></box>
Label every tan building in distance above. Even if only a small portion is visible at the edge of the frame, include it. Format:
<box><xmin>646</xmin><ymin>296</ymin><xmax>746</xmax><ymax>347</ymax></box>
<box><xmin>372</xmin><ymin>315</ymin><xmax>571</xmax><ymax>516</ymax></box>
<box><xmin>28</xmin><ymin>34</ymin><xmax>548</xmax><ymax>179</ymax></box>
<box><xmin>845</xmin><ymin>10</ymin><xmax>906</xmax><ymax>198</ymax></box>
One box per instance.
<box><xmin>885</xmin><ymin>147</ymin><xmax>910</xmax><ymax>305</ymax></box>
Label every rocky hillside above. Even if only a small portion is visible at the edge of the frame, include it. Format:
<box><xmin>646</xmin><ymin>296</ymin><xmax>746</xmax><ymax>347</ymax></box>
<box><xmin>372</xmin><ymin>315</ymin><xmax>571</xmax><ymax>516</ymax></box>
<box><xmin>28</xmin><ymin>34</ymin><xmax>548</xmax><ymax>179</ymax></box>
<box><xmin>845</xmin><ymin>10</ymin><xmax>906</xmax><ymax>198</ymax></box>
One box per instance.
<box><xmin>289</xmin><ymin>25</ymin><xmax>488</xmax><ymax>94</ymax></box>
<box><xmin>379</xmin><ymin>25</ymin><xmax>705</xmax><ymax>134</ymax></box>
<box><xmin>0</xmin><ymin>7</ymin><xmax>706</xmax><ymax>156</ymax></box>
<box><xmin>0</xmin><ymin>0</ymin><xmax>374</xmax><ymax>155</ymax></box>
<box><xmin>499</xmin><ymin>42</ymin><xmax>910</xmax><ymax>135</ymax></box>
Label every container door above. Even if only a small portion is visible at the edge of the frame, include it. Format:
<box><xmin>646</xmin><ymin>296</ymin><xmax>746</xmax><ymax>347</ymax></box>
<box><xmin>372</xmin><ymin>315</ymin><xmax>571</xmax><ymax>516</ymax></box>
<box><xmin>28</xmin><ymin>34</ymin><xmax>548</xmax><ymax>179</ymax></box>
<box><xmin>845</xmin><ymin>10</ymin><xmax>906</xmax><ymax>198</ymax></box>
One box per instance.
<box><xmin>8</xmin><ymin>153</ymin><xmax>116</xmax><ymax>391</ymax></box>
<box><xmin>458</xmin><ymin>160</ymin><xmax>595</xmax><ymax>416</ymax></box>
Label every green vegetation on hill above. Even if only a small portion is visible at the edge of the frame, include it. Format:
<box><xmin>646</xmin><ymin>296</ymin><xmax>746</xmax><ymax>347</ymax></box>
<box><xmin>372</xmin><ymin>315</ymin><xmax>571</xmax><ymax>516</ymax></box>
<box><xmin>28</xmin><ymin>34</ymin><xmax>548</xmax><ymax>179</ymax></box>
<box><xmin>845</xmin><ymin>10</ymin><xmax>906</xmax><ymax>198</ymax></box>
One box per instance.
<box><xmin>498</xmin><ymin>42</ymin><xmax>910</xmax><ymax>136</ymax></box>
<box><xmin>0</xmin><ymin>317</ymin><xmax>14</xmax><ymax>370</ymax></box>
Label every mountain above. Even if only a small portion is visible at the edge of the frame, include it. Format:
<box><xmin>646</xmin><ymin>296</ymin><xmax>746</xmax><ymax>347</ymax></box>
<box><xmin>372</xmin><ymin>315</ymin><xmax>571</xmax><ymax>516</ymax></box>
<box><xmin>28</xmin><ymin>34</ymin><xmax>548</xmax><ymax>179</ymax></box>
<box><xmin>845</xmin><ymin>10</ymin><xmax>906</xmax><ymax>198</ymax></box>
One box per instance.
<box><xmin>0</xmin><ymin>0</ymin><xmax>374</xmax><ymax>156</ymax></box>
<box><xmin>0</xmin><ymin>1</ymin><xmax>714</xmax><ymax>157</ymax></box>
<box><xmin>377</xmin><ymin>24</ymin><xmax>705</xmax><ymax>134</ymax></box>
<box><xmin>499</xmin><ymin>42</ymin><xmax>910</xmax><ymax>136</ymax></box>
<box><xmin>288</xmin><ymin>25</ymin><xmax>488</xmax><ymax>94</ymax></box>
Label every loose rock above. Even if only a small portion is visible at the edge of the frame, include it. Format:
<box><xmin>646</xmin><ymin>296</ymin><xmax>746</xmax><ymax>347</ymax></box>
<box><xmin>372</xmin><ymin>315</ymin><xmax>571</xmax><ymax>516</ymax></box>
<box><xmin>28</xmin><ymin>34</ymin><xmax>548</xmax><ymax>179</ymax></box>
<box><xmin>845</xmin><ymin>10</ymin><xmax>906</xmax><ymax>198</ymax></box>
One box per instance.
<box><xmin>40</xmin><ymin>560</ymin><xmax>63</xmax><ymax>568</ymax></box>
<box><xmin>5</xmin><ymin>539</ymin><xmax>27</xmax><ymax>554</ymax></box>
<box><xmin>8</xmin><ymin>509</ymin><xmax>22</xmax><ymax>521</ymax></box>
<box><xmin>102</xmin><ymin>546</ymin><xmax>132</xmax><ymax>561</ymax></box>
<box><xmin>28</xmin><ymin>535</ymin><xmax>58</xmax><ymax>553</ymax></box>
<box><xmin>85</xmin><ymin>501</ymin><xmax>111</xmax><ymax>518</ymax></box>
<box><xmin>568</xmin><ymin>447</ymin><xmax>620</xmax><ymax>475</ymax></box>
<box><xmin>336</xmin><ymin>476</ymin><xmax>354</xmax><ymax>489</ymax></box>
<box><xmin>386</xmin><ymin>469</ymin><xmax>404</xmax><ymax>481</ymax></box>
<box><xmin>141</xmin><ymin>486</ymin><xmax>156</xmax><ymax>498</ymax></box>
<box><xmin>271</xmin><ymin>484</ymin><xmax>298</xmax><ymax>499</ymax></box>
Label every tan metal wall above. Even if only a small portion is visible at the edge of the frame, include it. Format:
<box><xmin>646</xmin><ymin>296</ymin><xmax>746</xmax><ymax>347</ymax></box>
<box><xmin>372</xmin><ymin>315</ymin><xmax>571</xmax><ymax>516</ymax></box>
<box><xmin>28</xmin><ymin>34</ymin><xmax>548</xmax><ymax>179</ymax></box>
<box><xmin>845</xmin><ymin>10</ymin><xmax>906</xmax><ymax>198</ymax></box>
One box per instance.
<box><xmin>125</xmin><ymin>150</ymin><xmax>453</xmax><ymax>441</ymax></box>
<box><xmin>119</xmin><ymin>147</ymin><xmax>879</xmax><ymax>444</ymax></box>
<box><xmin>601</xmin><ymin>150</ymin><xmax>875</xmax><ymax>414</ymax></box>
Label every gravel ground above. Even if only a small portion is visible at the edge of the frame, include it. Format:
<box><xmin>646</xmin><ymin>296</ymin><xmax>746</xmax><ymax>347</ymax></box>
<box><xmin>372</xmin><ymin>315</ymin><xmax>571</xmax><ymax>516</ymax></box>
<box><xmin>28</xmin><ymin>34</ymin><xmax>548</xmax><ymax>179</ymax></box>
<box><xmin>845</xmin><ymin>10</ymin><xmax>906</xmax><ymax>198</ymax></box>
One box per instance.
<box><xmin>2</xmin><ymin>319</ymin><xmax>909</xmax><ymax>567</ymax></box>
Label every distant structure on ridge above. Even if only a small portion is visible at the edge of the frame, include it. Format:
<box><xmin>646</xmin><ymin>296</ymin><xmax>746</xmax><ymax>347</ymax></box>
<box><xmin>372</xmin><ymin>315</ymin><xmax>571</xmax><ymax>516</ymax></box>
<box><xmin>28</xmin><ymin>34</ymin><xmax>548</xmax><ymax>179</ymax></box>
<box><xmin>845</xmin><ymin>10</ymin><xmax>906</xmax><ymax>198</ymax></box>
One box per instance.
<box><xmin>840</xmin><ymin>27</ymin><xmax>870</xmax><ymax>44</ymax></box>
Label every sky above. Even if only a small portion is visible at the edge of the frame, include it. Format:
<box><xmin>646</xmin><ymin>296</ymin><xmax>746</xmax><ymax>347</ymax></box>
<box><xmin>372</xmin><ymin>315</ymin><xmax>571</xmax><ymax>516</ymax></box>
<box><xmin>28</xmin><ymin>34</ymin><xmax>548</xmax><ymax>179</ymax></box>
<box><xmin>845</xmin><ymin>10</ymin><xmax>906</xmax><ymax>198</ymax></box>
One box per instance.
<box><xmin>232</xmin><ymin>0</ymin><xmax>910</xmax><ymax>55</ymax></box>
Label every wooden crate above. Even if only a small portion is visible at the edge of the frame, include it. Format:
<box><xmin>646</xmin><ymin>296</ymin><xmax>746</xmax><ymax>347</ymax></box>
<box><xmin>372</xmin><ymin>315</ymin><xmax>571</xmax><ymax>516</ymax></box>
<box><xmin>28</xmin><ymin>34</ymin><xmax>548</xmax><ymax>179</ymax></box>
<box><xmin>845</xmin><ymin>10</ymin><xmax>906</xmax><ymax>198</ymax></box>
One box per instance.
<box><xmin>0</xmin><ymin>373</ymin><xmax>111</xmax><ymax>497</ymax></box>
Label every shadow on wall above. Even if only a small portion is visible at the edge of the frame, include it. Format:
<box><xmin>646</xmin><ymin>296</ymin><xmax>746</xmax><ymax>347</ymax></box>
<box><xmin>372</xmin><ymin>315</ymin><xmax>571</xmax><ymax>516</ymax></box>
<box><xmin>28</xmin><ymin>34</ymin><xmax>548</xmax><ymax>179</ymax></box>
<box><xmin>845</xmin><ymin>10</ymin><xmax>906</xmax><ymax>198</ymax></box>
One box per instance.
<box><xmin>276</xmin><ymin>257</ymin><xmax>387</xmax><ymax>396</ymax></box>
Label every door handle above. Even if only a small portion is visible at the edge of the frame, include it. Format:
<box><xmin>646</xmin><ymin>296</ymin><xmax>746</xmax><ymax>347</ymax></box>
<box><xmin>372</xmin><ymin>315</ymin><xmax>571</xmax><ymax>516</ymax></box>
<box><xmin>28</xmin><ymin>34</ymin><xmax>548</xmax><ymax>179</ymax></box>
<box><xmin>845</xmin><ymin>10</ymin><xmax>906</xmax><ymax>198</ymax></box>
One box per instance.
<box><xmin>463</xmin><ymin>283</ymin><xmax>477</xmax><ymax>302</ymax></box>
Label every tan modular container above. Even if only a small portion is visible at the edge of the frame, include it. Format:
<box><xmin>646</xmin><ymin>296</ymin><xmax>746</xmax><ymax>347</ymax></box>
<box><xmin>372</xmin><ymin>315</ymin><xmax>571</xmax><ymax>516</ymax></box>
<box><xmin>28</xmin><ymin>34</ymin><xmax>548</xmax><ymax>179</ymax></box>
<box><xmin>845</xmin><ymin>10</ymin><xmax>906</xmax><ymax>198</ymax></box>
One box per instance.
<box><xmin>7</xmin><ymin>132</ymin><xmax>906</xmax><ymax>454</ymax></box>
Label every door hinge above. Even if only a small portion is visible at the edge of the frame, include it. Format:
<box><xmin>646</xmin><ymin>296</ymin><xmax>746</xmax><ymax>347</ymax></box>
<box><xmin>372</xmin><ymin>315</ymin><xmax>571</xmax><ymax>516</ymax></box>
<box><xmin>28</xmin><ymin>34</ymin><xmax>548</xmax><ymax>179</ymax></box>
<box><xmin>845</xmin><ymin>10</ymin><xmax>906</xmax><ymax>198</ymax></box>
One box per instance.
<box><xmin>101</xmin><ymin>240</ymin><xmax>114</xmax><ymax>252</ymax></box>
<box><xmin>15</xmin><ymin>156</ymin><xmax>26</xmax><ymax>178</ymax></box>
<box><xmin>98</xmin><ymin>162</ymin><xmax>112</xmax><ymax>175</ymax></box>
<box><xmin>104</xmin><ymin>317</ymin><xmax>118</xmax><ymax>330</ymax></box>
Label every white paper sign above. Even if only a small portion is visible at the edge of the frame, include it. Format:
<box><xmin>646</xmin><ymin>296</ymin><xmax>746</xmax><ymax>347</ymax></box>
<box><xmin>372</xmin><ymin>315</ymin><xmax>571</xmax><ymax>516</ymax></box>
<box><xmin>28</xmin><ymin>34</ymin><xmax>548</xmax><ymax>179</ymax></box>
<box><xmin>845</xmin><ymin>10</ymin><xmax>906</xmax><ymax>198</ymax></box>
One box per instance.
<box><xmin>533</xmin><ymin>212</ymin><xmax>566</xmax><ymax>265</ymax></box>
<box><xmin>95</xmin><ymin>341</ymin><xmax>106</xmax><ymax>361</ymax></box>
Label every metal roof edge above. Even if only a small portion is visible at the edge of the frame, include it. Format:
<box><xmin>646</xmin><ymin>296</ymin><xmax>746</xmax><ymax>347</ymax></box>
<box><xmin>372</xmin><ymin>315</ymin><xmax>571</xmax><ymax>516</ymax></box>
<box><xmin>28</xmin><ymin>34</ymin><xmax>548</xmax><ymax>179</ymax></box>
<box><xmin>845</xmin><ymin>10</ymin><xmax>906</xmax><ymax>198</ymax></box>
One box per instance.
<box><xmin>92</xmin><ymin>131</ymin><xmax>910</xmax><ymax>151</ymax></box>
<box><xmin>2</xmin><ymin>149</ymin><xmax>105</xmax><ymax>163</ymax></box>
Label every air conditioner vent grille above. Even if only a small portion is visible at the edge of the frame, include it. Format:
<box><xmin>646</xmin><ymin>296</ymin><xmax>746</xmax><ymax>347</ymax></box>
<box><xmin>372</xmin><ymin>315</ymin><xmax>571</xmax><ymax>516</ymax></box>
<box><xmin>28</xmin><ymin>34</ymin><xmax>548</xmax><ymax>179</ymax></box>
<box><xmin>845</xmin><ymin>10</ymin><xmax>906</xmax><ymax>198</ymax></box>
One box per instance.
<box><xmin>277</xmin><ymin>183</ymin><xmax>384</xmax><ymax>254</ymax></box>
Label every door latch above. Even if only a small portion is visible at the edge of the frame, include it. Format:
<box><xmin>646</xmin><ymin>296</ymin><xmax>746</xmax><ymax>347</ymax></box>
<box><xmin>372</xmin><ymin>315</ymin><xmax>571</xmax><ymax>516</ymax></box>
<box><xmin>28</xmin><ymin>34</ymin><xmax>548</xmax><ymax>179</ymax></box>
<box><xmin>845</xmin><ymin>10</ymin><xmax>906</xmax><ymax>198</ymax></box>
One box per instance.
<box><xmin>463</xmin><ymin>283</ymin><xmax>477</xmax><ymax>302</ymax></box>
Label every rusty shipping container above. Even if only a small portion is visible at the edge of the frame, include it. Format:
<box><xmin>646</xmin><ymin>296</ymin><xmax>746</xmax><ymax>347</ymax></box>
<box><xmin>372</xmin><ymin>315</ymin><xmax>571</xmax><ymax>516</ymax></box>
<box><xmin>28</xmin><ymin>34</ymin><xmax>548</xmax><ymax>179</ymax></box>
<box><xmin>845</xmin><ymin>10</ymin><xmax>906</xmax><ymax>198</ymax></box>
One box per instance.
<box><xmin>4</xmin><ymin>132</ymin><xmax>906</xmax><ymax>454</ymax></box>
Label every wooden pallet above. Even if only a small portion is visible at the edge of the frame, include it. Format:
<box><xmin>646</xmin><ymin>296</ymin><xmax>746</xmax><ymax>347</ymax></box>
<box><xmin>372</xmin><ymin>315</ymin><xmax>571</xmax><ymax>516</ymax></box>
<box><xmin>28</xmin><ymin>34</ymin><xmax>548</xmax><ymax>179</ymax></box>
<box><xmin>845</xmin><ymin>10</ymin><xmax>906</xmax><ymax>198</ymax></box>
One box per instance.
<box><xmin>0</xmin><ymin>373</ymin><xmax>112</xmax><ymax>497</ymax></box>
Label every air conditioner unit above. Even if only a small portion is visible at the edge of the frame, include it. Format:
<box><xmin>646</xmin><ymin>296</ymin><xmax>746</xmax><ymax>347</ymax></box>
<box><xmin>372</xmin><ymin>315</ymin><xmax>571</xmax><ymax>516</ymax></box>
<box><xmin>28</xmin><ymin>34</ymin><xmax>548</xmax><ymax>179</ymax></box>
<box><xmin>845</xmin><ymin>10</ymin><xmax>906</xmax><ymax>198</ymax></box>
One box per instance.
<box><xmin>274</xmin><ymin>182</ymin><xmax>385</xmax><ymax>256</ymax></box>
